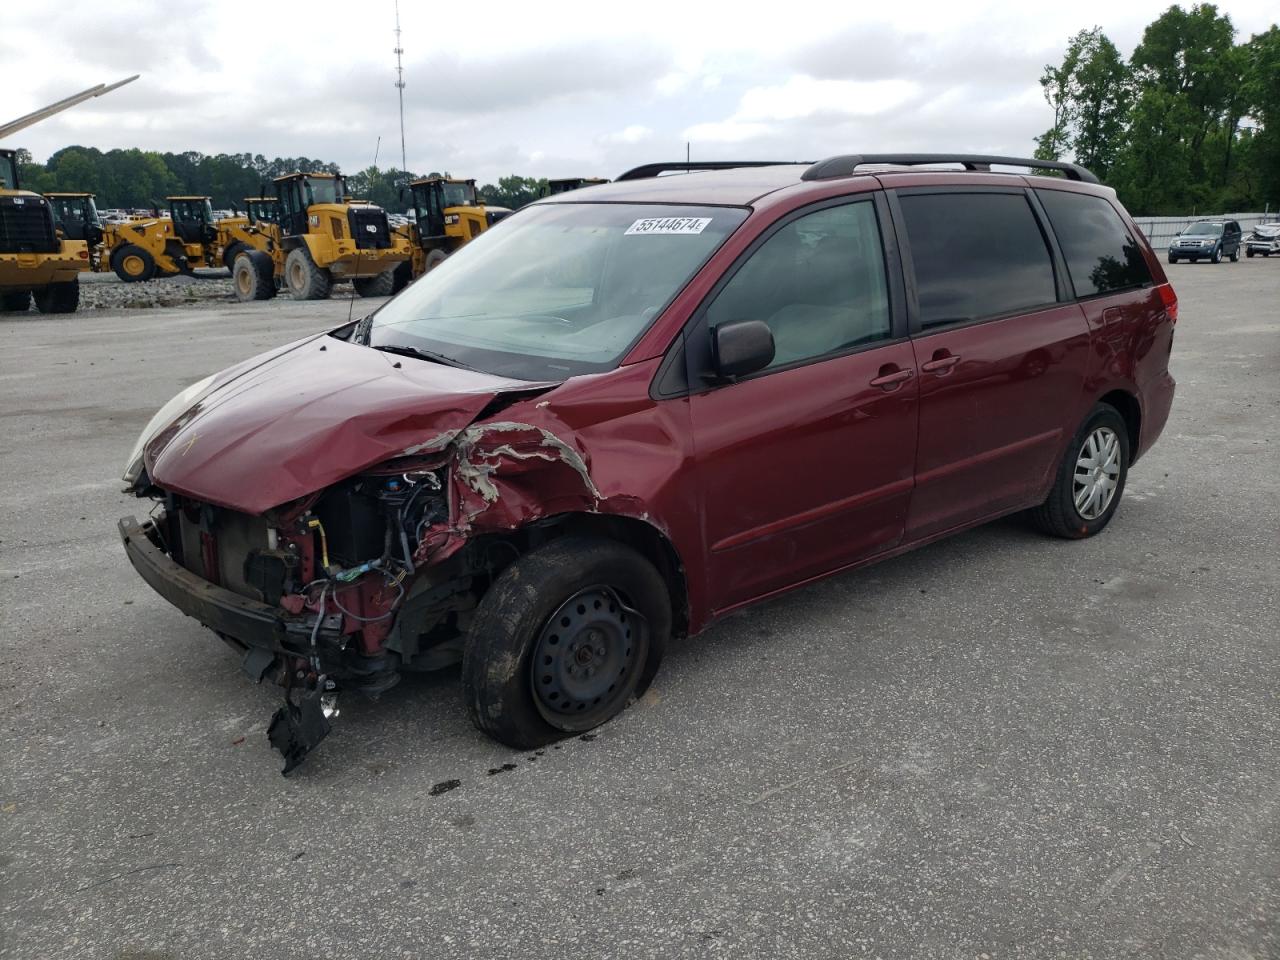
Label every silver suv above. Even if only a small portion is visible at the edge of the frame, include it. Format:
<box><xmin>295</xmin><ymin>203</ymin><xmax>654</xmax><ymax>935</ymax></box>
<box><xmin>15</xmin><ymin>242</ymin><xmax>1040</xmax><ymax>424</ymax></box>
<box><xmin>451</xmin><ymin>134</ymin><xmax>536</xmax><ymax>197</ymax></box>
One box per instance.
<box><xmin>1245</xmin><ymin>223</ymin><xmax>1280</xmax><ymax>258</ymax></box>
<box><xmin>1168</xmin><ymin>219</ymin><xmax>1242</xmax><ymax>264</ymax></box>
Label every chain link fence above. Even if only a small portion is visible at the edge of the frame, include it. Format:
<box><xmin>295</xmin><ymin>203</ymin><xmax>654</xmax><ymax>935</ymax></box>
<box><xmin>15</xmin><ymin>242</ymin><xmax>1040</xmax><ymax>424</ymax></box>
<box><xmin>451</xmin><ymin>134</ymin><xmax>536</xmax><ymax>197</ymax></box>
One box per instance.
<box><xmin>1132</xmin><ymin>212</ymin><xmax>1278</xmax><ymax>250</ymax></box>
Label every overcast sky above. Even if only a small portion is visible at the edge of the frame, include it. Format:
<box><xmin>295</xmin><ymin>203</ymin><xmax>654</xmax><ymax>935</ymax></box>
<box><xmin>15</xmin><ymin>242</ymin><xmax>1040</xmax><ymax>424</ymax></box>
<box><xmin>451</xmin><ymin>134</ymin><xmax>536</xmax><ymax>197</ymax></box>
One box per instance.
<box><xmin>2</xmin><ymin>0</ymin><xmax>1275</xmax><ymax>184</ymax></box>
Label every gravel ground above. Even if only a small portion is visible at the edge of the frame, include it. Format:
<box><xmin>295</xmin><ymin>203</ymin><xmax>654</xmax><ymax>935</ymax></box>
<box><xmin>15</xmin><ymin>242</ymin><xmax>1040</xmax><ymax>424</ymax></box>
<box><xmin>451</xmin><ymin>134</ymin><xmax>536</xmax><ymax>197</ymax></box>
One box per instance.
<box><xmin>3</xmin><ymin>269</ymin><xmax>373</xmax><ymax>313</ymax></box>
<box><xmin>0</xmin><ymin>259</ymin><xmax>1277</xmax><ymax>959</ymax></box>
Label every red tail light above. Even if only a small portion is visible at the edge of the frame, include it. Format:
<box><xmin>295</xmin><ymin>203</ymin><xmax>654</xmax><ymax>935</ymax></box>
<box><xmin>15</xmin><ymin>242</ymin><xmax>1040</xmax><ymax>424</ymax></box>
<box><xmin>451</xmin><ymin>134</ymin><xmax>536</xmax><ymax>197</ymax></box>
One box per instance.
<box><xmin>1157</xmin><ymin>283</ymin><xmax>1178</xmax><ymax>324</ymax></box>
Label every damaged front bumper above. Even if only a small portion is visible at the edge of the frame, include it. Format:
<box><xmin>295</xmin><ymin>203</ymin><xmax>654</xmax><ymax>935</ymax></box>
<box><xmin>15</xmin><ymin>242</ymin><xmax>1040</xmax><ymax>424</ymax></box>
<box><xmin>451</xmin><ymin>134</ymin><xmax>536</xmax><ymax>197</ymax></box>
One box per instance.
<box><xmin>118</xmin><ymin>515</ymin><xmax>345</xmax><ymax>668</ymax></box>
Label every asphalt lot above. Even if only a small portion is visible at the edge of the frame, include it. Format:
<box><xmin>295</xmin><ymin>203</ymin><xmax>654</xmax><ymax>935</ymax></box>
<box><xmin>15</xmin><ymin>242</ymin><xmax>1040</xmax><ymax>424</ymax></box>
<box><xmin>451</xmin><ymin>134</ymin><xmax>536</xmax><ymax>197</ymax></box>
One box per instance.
<box><xmin>2</xmin><ymin>260</ymin><xmax>1277</xmax><ymax>959</ymax></box>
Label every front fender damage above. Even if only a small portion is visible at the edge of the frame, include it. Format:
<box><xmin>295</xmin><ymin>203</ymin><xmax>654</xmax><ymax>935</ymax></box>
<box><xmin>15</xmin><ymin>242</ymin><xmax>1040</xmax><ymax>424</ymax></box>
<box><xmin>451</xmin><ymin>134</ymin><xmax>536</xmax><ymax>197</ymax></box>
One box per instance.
<box><xmin>413</xmin><ymin>419</ymin><xmax>608</xmax><ymax>566</ymax></box>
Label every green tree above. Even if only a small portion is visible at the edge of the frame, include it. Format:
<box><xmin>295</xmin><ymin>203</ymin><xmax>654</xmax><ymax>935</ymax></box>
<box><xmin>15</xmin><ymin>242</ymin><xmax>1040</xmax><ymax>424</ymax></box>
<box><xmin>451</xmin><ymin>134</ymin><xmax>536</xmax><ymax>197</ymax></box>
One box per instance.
<box><xmin>1034</xmin><ymin>28</ymin><xmax>1131</xmax><ymax>179</ymax></box>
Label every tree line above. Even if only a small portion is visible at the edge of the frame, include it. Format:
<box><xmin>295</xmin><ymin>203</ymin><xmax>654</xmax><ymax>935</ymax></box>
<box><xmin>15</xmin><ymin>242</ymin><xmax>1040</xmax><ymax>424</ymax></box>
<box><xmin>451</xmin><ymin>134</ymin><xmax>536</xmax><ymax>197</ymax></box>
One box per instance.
<box><xmin>15</xmin><ymin>146</ymin><xmax>549</xmax><ymax>213</ymax></box>
<box><xmin>1036</xmin><ymin>4</ymin><xmax>1278</xmax><ymax>214</ymax></box>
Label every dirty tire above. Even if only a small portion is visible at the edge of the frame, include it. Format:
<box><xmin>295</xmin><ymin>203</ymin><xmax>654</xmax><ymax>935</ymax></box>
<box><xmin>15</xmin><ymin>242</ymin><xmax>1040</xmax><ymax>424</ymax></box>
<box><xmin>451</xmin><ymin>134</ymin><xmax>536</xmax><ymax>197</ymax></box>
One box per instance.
<box><xmin>111</xmin><ymin>244</ymin><xmax>156</xmax><ymax>282</ymax></box>
<box><xmin>462</xmin><ymin>537</ymin><xmax>670</xmax><ymax>750</ymax></box>
<box><xmin>0</xmin><ymin>290</ymin><xmax>32</xmax><ymax>312</ymax></box>
<box><xmin>352</xmin><ymin>269</ymin><xmax>395</xmax><ymax>297</ymax></box>
<box><xmin>390</xmin><ymin>259</ymin><xmax>414</xmax><ymax>294</ymax></box>
<box><xmin>284</xmin><ymin>246</ymin><xmax>331</xmax><ymax>300</ymax></box>
<box><xmin>233</xmin><ymin>250</ymin><xmax>276</xmax><ymax>301</ymax></box>
<box><xmin>33</xmin><ymin>278</ymin><xmax>79</xmax><ymax>314</ymax></box>
<box><xmin>1031</xmin><ymin>403</ymin><xmax>1129</xmax><ymax>539</ymax></box>
<box><xmin>222</xmin><ymin>241</ymin><xmax>248</xmax><ymax>272</ymax></box>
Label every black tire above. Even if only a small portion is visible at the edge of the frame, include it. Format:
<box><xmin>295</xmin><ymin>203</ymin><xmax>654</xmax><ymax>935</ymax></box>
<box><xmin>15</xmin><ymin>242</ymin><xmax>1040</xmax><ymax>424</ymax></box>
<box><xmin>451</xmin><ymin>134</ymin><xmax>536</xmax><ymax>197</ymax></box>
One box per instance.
<box><xmin>390</xmin><ymin>259</ymin><xmax>413</xmax><ymax>294</ymax></box>
<box><xmin>1032</xmin><ymin>403</ymin><xmax>1130</xmax><ymax>539</ymax></box>
<box><xmin>1211</xmin><ymin>245</ymin><xmax>1222</xmax><ymax>263</ymax></box>
<box><xmin>1247</xmin><ymin>248</ymin><xmax>1255</xmax><ymax>258</ymax></box>
<box><xmin>110</xmin><ymin>244</ymin><xmax>156</xmax><ymax>282</ymax></box>
<box><xmin>352</xmin><ymin>270</ymin><xmax>395</xmax><ymax>297</ymax></box>
<box><xmin>284</xmin><ymin>246</ymin><xmax>331</xmax><ymax>300</ymax></box>
<box><xmin>33</xmin><ymin>278</ymin><xmax>79</xmax><ymax>314</ymax></box>
<box><xmin>222</xmin><ymin>241</ymin><xmax>248</xmax><ymax>273</ymax></box>
<box><xmin>423</xmin><ymin>248</ymin><xmax>447</xmax><ymax>273</ymax></box>
<box><xmin>1229</xmin><ymin>246</ymin><xmax>1239</xmax><ymax>262</ymax></box>
<box><xmin>0</xmin><ymin>290</ymin><xmax>32</xmax><ymax>313</ymax></box>
<box><xmin>1167</xmin><ymin>253</ymin><xmax>1178</xmax><ymax>264</ymax></box>
<box><xmin>462</xmin><ymin>537</ymin><xmax>670</xmax><ymax>749</ymax></box>
<box><xmin>232</xmin><ymin>250</ymin><xmax>276</xmax><ymax>301</ymax></box>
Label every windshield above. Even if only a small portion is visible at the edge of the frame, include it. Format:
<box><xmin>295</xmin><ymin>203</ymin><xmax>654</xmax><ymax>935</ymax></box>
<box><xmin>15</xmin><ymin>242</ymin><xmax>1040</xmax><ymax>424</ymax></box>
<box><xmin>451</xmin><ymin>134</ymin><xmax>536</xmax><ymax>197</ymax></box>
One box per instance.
<box><xmin>441</xmin><ymin>181</ymin><xmax>476</xmax><ymax>208</ymax></box>
<box><xmin>1183</xmin><ymin>221</ymin><xmax>1223</xmax><ymax>237</ymax></box>
<box><xmin>369</xmin><ymin>202</ymin><xmax>748</xmax><ymax>380</ymax></box>
<box><xmin>0</xmin><ymin>154</ymin><xmax>17</xmax><ymax>190</ymax></box>
<box><xmin>305</xmin><ymin>176</ymin><xmax>345</xmax><ymax>205</ymax></box>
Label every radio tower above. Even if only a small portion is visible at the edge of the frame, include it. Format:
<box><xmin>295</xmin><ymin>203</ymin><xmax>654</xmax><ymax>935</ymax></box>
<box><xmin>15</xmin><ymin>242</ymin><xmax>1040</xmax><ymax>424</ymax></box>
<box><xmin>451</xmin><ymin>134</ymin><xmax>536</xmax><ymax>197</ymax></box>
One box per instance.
<box><xmin>394</xmin><ymin>0</ymin><xmax>407</xmax><ymax>177</ymax></box>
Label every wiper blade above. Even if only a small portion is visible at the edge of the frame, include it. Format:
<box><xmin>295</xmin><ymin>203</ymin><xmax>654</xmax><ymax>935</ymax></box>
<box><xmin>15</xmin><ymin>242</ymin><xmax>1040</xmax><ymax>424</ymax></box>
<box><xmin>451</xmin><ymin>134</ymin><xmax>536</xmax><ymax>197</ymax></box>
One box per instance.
<box><xmin>372</xmin><ymin>342</ymin><xmax>476</xmax><ymax>371</ymax></box>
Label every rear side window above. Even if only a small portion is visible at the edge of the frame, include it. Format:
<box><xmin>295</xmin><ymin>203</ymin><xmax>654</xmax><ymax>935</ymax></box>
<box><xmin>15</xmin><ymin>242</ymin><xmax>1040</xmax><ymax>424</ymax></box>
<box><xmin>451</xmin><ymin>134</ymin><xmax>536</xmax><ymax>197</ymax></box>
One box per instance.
<box><xmin>898</xmin><ymin>192</ymin><xmax>1057</xmax><ymax>328</ymax></box>
<box><xmin>1036</xmin><ymin>189</ymin><xmax>1152</xmax><ymax>297</ymax></box>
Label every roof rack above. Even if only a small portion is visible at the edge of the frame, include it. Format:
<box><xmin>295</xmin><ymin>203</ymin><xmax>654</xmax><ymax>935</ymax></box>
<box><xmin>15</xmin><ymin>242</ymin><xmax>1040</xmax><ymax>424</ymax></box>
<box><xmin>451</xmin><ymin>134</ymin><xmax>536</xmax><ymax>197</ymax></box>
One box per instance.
<box><xmin>615</xmin><ymin>161</ymin><xmax>808</xmax><ymax>181</ymax></box>
<box><xmin>802</xmin><ymin>153</ymin><xmax>1099</xmax><ymax>184</ymax></box>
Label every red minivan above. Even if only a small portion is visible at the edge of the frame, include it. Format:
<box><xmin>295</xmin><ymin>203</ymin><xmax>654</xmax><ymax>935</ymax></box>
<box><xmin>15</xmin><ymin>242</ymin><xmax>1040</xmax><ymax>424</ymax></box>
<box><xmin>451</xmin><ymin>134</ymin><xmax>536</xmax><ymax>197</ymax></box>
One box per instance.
<box><xmin>119</xmin><ymin>154</ymin><xmax>1177</xmax><ymax>772</ymax></box>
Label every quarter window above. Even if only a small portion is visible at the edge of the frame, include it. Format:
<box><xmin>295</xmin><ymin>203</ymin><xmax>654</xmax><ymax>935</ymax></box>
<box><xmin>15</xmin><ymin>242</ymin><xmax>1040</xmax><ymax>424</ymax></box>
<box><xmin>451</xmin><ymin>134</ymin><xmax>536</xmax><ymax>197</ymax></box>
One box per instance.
<box><xmin>898</xmin><ymin>192</ymin><xmax>1057</xmax><ymax>328</ymax></box>
<box><xmin>1036</xmin><ymin>189</ymin><xmax>1152</xmax><ymax>297</ymax></box>
<box><xmin>706</xmin><ymin>202</ymin><xmax>891</xmax><ymax>369</ymax></box>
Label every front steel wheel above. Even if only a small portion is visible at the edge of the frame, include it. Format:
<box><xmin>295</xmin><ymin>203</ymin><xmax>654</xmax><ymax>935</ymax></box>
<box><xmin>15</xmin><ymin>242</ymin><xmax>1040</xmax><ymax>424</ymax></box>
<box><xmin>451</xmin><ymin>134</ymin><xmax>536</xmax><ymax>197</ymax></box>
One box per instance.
<box><xmin>463</xmin><ymin>537</ymin><xmax>670</xmax><ymax>749</ymax></box>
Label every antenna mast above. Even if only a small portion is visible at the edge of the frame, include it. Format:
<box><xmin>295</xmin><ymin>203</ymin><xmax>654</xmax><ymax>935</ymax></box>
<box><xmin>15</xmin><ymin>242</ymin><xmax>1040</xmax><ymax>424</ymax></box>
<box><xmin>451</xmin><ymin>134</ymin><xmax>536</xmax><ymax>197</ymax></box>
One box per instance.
<box><xmin>394</xmin><ymin>1</ymin><xmax>407</xmax><ymax>178</ymax></box>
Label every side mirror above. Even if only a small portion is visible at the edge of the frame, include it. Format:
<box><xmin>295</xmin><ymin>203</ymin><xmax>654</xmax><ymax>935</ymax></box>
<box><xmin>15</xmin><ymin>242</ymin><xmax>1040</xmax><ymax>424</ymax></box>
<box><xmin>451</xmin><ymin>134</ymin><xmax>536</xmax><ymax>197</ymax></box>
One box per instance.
<box><xmin>710</xmin><ymin>320</ymin><xmax>774</xmax><ymax>380</ymax></box>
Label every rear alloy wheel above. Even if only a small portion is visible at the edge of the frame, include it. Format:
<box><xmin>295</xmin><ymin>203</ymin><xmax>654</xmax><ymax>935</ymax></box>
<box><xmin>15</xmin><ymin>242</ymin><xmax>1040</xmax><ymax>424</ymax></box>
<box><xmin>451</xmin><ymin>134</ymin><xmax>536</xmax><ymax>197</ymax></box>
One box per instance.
<box><xmin>352</xmin><ymin>269</ymin><xmax>395</xmax><ymax>297</ymax></box>
<box><xmin>111</xmin><ymin>244</ymin><xmax>156</xmax><ymax>282</ymax></box>
<box><xmin>1032</xmin><ymin>403</ymin><xmax>1129</xmax><ymax>539</ymax></box>
<box><xmin>462</xmin><ymin>537</ymin><xmax>669</xmax><ymax>749</ymax></box>
<box><xmin>0</xmin><ymin>290</ymin><xmax>32</xmax><ymax>313</ymax></box>
<box><xmin>232</xmin><ymin>250</ymin><xmax>276</xmax><ymax>301</ymax></box>
<box><xmin>1229</xmin><ymin>246</ymin><xmax>1239</xmax><ymax>262</ymax></box>
<box><xmin>32</xmin><ymin>278</ymin><xmax>79</xmax><ymax>314</ymax></box>
<box><xmin>284</xmin><ymin>247</ymin><xmax>331</xmax><ymax>300</ymax></box>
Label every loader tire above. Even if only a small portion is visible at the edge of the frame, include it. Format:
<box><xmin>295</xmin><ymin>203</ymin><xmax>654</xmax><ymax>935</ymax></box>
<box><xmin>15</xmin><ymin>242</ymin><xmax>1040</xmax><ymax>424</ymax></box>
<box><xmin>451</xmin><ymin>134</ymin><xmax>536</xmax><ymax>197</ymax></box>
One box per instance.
<box><xmin>0</xmin><ymin>290</ymin><xmax>32</xmax><ymax>313</ymax></box>
<box><xmin>222</xmin><ymin>241</ymin><xmax>248</xmax><ymax>273</ymax></box>
<box><xmin>390</xmin><ymin>259</ymin><xmax>413</xmax><ymax>294</ymax></box>
<box><xmin>164</xmin><ymin>240</ymin><xmax>192</xmax><ymax>275</ymax></box>
<box><xmin>233</xmin><ymin>250</ymin><xmax>277</xmax><ymax>302</ymax></box>
<box><xmin>284</xmin><ymin>247</ymin><xmax>331</xmax><ymax>300</ymax></box>
<box><xmin>352</xmin><ymin>270</ymin><xmax>395</xmax><ymax>298</ymax></box>
<box><xmin>33</xmin><ymin>278</ymin><xmax>79</xmax><ymax>314</ymax></box>
<box><xmin>111</xmin><ymin>244</ymin><xmax>156</xmax><ymax>282</ymax></box>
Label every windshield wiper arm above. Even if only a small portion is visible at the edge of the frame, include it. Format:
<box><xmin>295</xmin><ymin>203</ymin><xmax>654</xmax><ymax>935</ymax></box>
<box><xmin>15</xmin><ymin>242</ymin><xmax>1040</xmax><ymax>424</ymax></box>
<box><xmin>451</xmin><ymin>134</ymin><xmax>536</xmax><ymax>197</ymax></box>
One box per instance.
<box><xmin>371</xmin><ymin>342</ymin><xmax>476</xmax><ymax>371</ymax></box>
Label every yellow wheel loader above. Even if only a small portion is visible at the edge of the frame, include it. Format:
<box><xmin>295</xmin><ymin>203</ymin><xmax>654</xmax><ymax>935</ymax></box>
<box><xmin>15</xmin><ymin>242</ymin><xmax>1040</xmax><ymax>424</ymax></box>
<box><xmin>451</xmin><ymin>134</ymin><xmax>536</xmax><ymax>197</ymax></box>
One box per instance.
<box><xmin>0</xmin><ymin>150</ymin><xmax>88</xmax><ymax>314</ymax></box>
<box><xmin>229</xmin><ymin>172</ymin><xmax>410</xmax><ymax>302</ymax></box>
<box><xmin>103</xmin><ymin>196</ymin><xmax>222</xmax><ymax>282</ymax></box>
<box><xmin>390</xmin><ymin>177</ymin><xmax>511</xmax><ymax>293</ymax></box>
<box><xmin>0</xmin><ymin>75</ymin><xmax>137</xmax><ymax>314</ymax></box>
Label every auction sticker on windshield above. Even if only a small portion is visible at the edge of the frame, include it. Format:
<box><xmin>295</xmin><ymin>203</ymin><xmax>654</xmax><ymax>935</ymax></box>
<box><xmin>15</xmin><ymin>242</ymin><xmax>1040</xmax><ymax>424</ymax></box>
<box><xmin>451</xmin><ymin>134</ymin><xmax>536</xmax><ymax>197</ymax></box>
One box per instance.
<box><xmin>625</xmin><ymin>217</ymin><xmax>713</xmax><ymax>236</ymax></box>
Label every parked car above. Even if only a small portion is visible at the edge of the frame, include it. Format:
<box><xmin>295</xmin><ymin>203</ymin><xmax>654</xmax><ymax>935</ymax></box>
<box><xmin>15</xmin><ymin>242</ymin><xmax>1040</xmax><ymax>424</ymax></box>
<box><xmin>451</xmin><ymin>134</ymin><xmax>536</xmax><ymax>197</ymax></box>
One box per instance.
<box><xmin>1245</xmin><ymin>223</ymin><xmax>1280</xmax><ymax>258</ymax></box>
<box><xmin>1168</xmin><ymin>219</ymin><xmax>1241</xmax><ymax>263</ymax></box>
<box><xmin>118</xmin><ymin>154</ymin><xmax>1178</xmax><ymax>772</ymax></box>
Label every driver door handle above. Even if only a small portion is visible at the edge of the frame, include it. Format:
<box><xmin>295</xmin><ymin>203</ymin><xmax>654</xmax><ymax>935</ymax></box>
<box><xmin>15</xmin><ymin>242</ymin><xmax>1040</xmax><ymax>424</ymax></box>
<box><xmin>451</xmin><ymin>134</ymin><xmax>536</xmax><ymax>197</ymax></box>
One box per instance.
<box><xmin>870</xmin><ymin>366</ymin><xmax>913</xmax><ymax>389</ymax></box>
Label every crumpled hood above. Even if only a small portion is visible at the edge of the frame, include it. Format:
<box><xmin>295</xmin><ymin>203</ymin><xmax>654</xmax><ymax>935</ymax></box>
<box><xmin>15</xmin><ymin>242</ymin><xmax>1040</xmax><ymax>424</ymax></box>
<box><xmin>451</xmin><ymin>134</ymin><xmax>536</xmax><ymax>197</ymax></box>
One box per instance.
<box><xmin>146</xmin><ymin>334</ymin><xmax>549</xmax><ymax>514</ymax></box>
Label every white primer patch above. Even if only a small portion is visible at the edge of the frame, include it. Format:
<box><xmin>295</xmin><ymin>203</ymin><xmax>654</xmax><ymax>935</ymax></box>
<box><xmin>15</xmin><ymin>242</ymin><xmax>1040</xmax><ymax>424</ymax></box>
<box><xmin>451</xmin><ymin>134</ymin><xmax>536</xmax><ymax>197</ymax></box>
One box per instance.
<box><xmin>625</xmin><ymin>216</ymin><xmax>712</xmax><ymax>236</ymax></box>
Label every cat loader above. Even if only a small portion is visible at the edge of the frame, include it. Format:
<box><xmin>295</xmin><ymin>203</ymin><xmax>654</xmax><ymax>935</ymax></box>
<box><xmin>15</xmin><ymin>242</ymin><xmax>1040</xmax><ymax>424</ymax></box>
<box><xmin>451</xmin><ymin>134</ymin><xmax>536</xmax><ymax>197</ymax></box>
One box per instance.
<box><xmin>230</xmin><ymin>171</ymin><xmax>410</xmax><ymax>302</ymax></box>
<box><xmin>390</xmin><ymin>176</ymin><xmax>511</xmax><ymax>292</ymax></box>
<box><xmin>0</xmin><ymin>76</ymin><xmax>136</xmax><ymax>314</ymax></box>
<box><xmin>103</xmin><ymin>196</ymin><xmax>223</xmax><ymax>281</ymax></box>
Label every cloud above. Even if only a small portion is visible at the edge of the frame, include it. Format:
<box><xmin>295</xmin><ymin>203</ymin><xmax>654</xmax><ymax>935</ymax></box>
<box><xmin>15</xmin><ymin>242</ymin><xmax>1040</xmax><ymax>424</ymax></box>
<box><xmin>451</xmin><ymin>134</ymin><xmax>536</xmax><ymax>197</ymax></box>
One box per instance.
<box><xmin>602</xmin><ymin>125</ymin><xmax>654</xmax><ymax>145</ymax></box>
